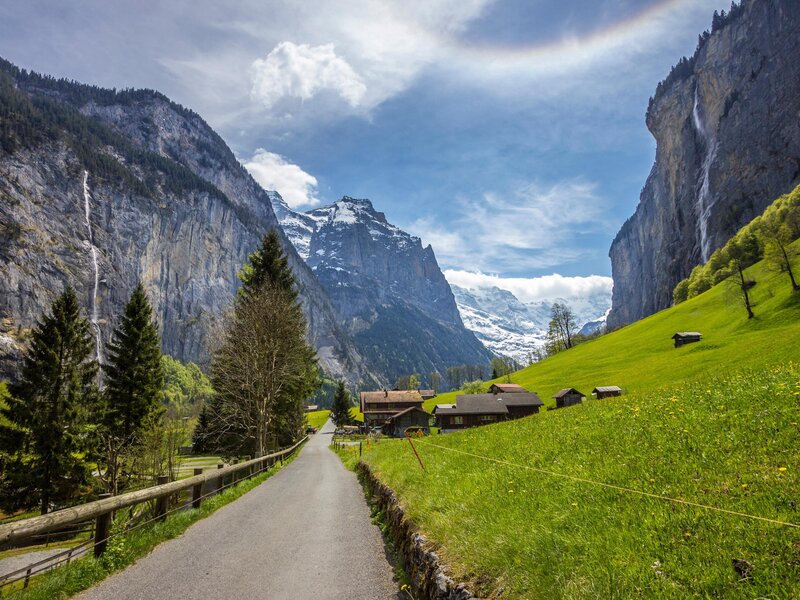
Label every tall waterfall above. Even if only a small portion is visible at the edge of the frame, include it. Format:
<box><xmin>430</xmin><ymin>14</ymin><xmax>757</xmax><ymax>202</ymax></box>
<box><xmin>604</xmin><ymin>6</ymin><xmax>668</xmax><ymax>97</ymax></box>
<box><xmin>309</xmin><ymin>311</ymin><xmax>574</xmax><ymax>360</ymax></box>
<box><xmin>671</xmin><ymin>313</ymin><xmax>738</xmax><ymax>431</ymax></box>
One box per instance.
<box><xmin>692</xmin><ymin>85</ymin><xmax>718</xmax><ymax>262</ymax></box>
<box><xmin>82</xmin><ymin>170</ymin><xmax>103</xmax><ymax>365</ymax></box>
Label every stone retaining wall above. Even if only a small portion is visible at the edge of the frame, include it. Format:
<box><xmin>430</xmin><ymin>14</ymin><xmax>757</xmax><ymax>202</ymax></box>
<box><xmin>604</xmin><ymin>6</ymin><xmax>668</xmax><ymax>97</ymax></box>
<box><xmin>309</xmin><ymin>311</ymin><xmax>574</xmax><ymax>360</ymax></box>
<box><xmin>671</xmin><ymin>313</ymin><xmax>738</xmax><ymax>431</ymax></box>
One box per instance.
<box><xmin>356</xmin><ymin>461</ymin><xmax>478</xmax><ymax>600</ymax></box>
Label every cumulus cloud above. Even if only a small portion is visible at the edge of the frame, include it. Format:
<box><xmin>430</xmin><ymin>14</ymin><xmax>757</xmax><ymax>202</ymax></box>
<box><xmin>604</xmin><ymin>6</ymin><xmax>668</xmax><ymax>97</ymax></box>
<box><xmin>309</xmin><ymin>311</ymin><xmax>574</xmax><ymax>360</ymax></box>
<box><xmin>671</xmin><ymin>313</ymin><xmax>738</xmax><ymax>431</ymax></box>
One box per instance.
<box><xmin>443</xmin><ymin>270</ymin><xmax>613</xmax><ymax>304</ymax></box>
<box><xmin>407</xmin><ymin>178</ymin><xmax>612</xmax><ymax>273</ymax></box>
<box><xmin>251</xmin><ymin>42</ymin><xmax>366</xmax><ymax>108</ymax></box>
<box><xmin>242</xmin><ymin>149</ymin><xmax>321</xmax><ymax>208</ymax></box>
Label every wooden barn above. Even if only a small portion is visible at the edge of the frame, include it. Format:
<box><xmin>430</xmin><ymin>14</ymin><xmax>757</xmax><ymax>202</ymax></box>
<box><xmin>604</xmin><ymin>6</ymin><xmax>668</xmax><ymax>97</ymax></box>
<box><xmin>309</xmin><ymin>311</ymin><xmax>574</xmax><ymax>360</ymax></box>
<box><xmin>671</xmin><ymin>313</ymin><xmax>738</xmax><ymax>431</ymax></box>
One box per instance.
<box><xmin>672</xmin><ymin>332</ymin><xmax>702</xmax><ymax>348</ymax></box>
<box><xmin>382</xmin><ymin>406</ymin><xmax>432</xmax><ymax>437</ymax></box>
<box><xmin>592</xmin><ymin>386</ymin><xmax>623</xmax><ymax>399</ymax></box>
<box><xmin>418</xmin><ymin>389</ymin><xmax>437</xmax><ymax>400</ymax></box>
<box><xmin>434</xmin><ymin>392</ymin><xmax>543</xmax><ymax>432</ymax></box>
<box><xmin>553</xmin><ymin>388</ymin><xmax>585</xmax><ymax>409</ymax></box>
<box><xmin>360</xmin><ymin>389</ymin><xmax>424</xmax><ymax>430</ymax></box>
<box><xmin>489</xmin><ymin>383</ymin><xmax>528</xmax><ymax>394</ymax></box>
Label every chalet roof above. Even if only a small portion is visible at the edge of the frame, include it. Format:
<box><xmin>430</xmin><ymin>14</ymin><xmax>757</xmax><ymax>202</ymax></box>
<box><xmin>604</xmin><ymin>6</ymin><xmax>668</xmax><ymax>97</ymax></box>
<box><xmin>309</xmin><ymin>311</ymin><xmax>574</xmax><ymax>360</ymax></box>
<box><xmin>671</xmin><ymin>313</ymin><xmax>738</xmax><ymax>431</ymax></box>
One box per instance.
<box><xmin>592</xmin><ymin>386</ymin><xmax>622</xmax><ymax>394</ymax></box>
<box><xmin>672</xmin><ymin>332</ymin><xmax>702</xmax><ymax>338</ymax></box>
<box><xmin>418</xmin><ymin>389</ymin><xmax>436</xmax><ymax>399</ymax></box>
<box><xmin>431</xmin><ymin>404</ymin><xmax>455</xmax><ymax>414</ymax></box>
<box><xmin>305</xmin><ymin>404</ymin><xmax>320</xmax><ymax>412</ymax></box>
<box><xmin>496</xmin><ymin>392</ymin><xmax>544</xmax><ymax>407</ymax></box>
<box><xmin>360</xmin><ymin>390</ymin><xmax>423</xmax><ymax>404</ymax></box>
<box><xmin>553</xmin><ymin>388</ymin><xmax>585</xmax><ymax>399</ymax></box>
<box><xmin>443</xmin><ymin>394</ymin><xmax>509</xmax><ymax>415</ymax></box>
<box><xmin>489</xmin><ymin>383</ymin><xmax>528</xmax><ymax>393</ymax></box>
<box><xmin>386</xmin><ymin>406</ymin><xmax>431</xmax><ymax>421</ymax></box>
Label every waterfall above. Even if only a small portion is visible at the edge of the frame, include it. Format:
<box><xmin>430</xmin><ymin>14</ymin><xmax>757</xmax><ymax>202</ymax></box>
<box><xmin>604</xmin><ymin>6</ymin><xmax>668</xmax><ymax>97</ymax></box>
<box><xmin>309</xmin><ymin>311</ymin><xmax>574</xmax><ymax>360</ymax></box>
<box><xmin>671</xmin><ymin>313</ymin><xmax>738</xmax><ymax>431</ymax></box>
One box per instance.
<box><xmin>82</xmin><ymin>170</ymin><xmax>103</xmax><ymax>366</ymax></box>
<box><xmin>692</xmin><ymin>85</ymin><xmax>717</xmax><ymax>262</ymax></box>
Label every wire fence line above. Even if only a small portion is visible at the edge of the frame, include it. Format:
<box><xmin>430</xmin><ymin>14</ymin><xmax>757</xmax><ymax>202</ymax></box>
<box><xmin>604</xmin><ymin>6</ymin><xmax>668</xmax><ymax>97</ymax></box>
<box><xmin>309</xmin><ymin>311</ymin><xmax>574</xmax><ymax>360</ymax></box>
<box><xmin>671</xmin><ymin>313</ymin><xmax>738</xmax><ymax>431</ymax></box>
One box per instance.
<box><xmin>0</xmin><ymin>438</ymin><xmax>307</xmax><ymax>591</ymax></box>
<box><xmin>411</xmin><ymin>438</ymin><xmax>800</xmax><ymax>530</ymax></box>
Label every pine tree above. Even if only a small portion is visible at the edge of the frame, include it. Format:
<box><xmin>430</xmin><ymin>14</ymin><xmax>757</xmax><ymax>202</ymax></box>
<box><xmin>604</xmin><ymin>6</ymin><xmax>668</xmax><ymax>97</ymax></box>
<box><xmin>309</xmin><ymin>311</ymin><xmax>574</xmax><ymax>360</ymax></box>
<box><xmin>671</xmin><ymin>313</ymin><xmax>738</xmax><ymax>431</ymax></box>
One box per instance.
<box><xmin>100</xmin><ymin>283</ymin><xmax>164</xmax><ymax>493</ymax></box>
<box><xmin>330</xmin><ymin>380</ymin><xmax>353</xmax><ymax>427</ymax></box>
<box><xmin>0</xmin><ymin>287</ymin><xmax>98</xmax><ymax>514</ymax></box>
<box><xmin>238</xmin><ymin>229</ymin><xmax>297</xmax><ymax>301</ymax></box>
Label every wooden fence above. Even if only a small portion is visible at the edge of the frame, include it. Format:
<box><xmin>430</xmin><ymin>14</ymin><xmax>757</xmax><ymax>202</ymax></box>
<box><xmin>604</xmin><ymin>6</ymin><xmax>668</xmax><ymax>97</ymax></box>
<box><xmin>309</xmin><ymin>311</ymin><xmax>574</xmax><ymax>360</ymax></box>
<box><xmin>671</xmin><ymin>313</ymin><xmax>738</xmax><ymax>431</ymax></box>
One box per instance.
<box><xmin>0</xmin><ymin>437</ymin><xmax>307</xmax><ymax>588</ymax></box>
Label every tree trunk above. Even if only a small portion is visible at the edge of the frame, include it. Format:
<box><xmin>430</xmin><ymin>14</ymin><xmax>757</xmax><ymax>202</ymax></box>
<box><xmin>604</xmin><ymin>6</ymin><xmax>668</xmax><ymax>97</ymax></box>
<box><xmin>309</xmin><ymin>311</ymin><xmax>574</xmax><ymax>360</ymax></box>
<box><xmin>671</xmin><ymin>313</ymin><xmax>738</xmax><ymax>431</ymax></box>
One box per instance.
<box><xmin>779</xmin><ymin>243</ymin><xmax>799</xmax><ymax>291</ymax></box>
<box><xmin>738</xmin><ymin>265</ymin><xmax>755</xmax><ymax>319</ymax></box>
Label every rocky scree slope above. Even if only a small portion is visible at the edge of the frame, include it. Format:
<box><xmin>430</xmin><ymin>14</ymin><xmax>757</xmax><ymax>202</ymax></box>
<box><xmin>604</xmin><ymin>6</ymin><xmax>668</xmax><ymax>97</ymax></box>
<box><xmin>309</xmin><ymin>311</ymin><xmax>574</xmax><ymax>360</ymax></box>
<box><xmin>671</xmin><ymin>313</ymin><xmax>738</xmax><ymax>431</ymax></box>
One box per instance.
<box><xmin>273</xmin><ymin>195</ymin><xmax>493</xmax><ymax>383</ymax></box>
<box><xmin>0</xmin><ymin>58</ymin><xmax>368</xmax><ymax>383</ymax></box>
<box><xmin>608</xmin><ymin>0</ymin><xmax>800</xmax><ymax>328</ymax></box>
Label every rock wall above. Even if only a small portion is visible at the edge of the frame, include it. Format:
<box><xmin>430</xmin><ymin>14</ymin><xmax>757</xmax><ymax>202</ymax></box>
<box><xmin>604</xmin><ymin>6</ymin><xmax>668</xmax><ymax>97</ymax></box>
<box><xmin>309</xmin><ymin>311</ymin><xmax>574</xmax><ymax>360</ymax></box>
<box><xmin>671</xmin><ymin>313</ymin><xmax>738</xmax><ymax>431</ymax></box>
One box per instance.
<box><xmin>356</xmin><ymin>462</ymin><xmax>478</xmax><ymax>600</ymax></box>
<box><xmin>608</xmin><ymin>0</ymin><xmax>800</xmax><ymax>328</ymax></box>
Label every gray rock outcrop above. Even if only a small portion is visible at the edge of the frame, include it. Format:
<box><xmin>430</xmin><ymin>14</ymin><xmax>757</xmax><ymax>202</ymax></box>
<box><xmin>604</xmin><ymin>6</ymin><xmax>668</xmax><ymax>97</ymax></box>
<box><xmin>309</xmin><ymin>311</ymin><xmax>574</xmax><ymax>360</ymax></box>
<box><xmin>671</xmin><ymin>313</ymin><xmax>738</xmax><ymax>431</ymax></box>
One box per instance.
<box><xmin>608</xmin><ymin>0</ymin><xmax>800</xmax><ymax>328</ymax></box>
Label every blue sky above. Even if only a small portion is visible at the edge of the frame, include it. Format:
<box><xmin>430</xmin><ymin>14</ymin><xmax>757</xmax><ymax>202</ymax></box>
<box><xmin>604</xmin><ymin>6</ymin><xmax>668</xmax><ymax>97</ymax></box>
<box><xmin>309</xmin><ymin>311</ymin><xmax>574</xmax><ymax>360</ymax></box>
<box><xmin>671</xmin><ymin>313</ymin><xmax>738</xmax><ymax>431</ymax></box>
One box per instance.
<box><xmin>0</xmin><ymin>0</ymin><xmax>730</xmax><ymax>300</ymax></box>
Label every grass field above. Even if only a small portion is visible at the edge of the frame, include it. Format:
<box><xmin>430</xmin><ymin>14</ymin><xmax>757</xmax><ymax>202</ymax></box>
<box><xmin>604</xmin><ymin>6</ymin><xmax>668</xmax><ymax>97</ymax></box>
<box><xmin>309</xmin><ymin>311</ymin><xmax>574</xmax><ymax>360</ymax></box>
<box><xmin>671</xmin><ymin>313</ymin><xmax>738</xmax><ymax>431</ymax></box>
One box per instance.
<box><xmin>306</xmin><ymin>409</ymin><xmax>330</xmax><ymax>430</ymax></box>
<box><xmin>354</xmin><ymin>250</ymin><xmax>800</xmax><ymax>598</ymax></box>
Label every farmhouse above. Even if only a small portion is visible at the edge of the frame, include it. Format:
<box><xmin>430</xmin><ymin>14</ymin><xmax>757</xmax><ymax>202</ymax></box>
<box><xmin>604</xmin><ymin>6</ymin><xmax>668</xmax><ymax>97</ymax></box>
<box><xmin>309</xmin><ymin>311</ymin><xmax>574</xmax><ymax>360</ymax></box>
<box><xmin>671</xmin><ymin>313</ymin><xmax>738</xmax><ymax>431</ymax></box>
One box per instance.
<box><xmin>672</xmin><ymin>332</ymin><xmax>702</xmax><ymax>348</ymax></box>
<box><xmin>360</xmin><ymin>389</ymin><xmax>424</xmax><ymax>430</ymax></box>
<box><xmin>304</xmin><ymin>404</ymin><xmax>320</xmax><ymax>412</ymax></box>
<box><xmin>592</xmin><ymin>386</ymin><xmax>623</xmax><ymax>399</ymax></box>
<box><xmin>383</xmin><ymin>406</ymin><xmax>432</xmax><ymax>437</ymax></box>
<box><xmin>553</xmin><ymin>388</ymin><xmax>585</xmax><ymax>408</ymax></box>
<box><xmin>435</xmin><ymin>392</ymin><xmax>544</xmax><ymax>432</ymax></box>
<box><xmin>488</xmin><ymin>383</ymin><xmax>528</xmax><ymax>394</ymax></box>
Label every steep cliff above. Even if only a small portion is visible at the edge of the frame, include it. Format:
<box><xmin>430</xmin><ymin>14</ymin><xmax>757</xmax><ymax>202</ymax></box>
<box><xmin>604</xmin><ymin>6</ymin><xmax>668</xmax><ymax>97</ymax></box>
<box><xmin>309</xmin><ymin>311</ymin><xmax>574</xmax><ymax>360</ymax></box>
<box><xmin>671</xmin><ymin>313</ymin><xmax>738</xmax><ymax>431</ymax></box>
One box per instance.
<box><xmin>608</xmin><ymin>0</ymin><xmax>800</xmax><ymax>328</ymax></box>
<box><xmin>273</xmin><ymin>196</ymin><xmax>494</xmax><ymax>383</ymax></box>
<box><xmin>0</xmin><ymin>58</ymin><xmax>368</xmax><ymax>383</ymax></box>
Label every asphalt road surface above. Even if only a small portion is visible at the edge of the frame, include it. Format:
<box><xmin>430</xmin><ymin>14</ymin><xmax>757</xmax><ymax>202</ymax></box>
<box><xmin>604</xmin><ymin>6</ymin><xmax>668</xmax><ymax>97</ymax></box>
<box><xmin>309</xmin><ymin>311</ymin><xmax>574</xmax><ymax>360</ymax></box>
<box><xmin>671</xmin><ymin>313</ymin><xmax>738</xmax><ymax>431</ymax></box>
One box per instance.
<box><xmin>77</xmin><ymin>419</ymin><xmax>399</xmax><ymax>599</ymax></box>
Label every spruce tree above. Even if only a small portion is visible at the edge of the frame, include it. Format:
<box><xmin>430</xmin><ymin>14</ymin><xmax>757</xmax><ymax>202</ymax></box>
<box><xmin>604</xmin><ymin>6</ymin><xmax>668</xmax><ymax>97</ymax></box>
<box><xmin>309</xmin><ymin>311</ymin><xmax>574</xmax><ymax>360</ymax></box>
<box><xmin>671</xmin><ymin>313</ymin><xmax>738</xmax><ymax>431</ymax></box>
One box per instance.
<box><xmin>238</xmin><ymin>229</ymin><xmax>297</xmax><ymax>301</ymax></box>
<box><xmin>0</xmin><ymin>287</ymin><xmax>98</xmax><ymax>514</ymax></box>
<box><xmin>100</xmin><ymin>283</ymin><xmax>164</xmax><ymax>493</ymax></box>
<box><xmin>330</xmin><ymin>380</ymin><xmax>353</xmax><ymax>427</ymax></box>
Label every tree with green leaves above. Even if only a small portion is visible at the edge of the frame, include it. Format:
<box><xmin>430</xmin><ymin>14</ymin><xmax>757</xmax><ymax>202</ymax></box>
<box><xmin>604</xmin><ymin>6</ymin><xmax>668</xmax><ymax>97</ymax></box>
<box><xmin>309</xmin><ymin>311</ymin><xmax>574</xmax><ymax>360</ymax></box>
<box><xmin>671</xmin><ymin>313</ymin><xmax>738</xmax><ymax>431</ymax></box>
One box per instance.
<box><xmin>726</xmin><ymin>232</ymin><xmax>760</xmax><ymax>319</ymax></box>
<box><xmin>461</xmin><ymin>380</ymin><xmax>485</xmax><ymax>394</ymax></box>
<box><xmin>330</xmin><ymin>380</ymin><xmax>353</xmax><ymax>427</ymax></box>
<box><xmin>0</xmin><ymin>287</ymin><xmax>98</xmax><ymax>514</ymax></box>
<box><xmin>545</xmin><ymin>302</ymin><xmax>577</xmax><ymax>355</ymax></box>
<box><xmin>99</xmin><ymin>284</ymin><xmax>165</xmax><ymax>493</ymax></box>
<box><xmin>238</xmin><ymin>229</ymin><xmax>297</xmax><ymax>301</ymax></box>
<box><xmin>760</xmin><ymin>206</ymin><xmax>800</xmax><ymax>292</ymax></box>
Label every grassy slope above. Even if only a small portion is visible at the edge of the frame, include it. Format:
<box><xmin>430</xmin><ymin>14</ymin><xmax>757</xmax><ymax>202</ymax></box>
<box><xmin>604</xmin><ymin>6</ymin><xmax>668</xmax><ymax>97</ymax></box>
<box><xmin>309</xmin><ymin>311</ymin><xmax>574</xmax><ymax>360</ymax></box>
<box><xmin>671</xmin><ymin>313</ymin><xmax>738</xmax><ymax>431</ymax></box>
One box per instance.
<box><xmin>306</xmin><ymin>409</ymin><xmax>330</xmax><ymax>430</ymax></box>
<box><xmin>428</xmin><ymin>244</ymin><xmax>800</xmax><ymax>412</ymax></box>
<box><xmin>360</xmin><ymin>251</ymin><xmax>800</xmax><ymax>598</ymax></box>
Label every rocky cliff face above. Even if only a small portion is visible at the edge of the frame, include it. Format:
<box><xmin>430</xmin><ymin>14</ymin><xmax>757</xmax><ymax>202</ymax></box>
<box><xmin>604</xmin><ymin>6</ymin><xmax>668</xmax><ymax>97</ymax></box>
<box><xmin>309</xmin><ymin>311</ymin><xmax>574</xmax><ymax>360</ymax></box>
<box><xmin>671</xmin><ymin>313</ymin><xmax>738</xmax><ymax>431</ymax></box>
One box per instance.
<box><xmin>273</xmin><ymin>196</ymin><xmax>493</xmax><ymax>383</ymax></box>
<box><xmin>0</xmin><ymin>59</ymin><xmax>368</xmax><ymax>383</ymax></box>
<box><xmin>608</xmin><ymin>0</ymin><xmax>800</xmax><ymax>328</ymax></box>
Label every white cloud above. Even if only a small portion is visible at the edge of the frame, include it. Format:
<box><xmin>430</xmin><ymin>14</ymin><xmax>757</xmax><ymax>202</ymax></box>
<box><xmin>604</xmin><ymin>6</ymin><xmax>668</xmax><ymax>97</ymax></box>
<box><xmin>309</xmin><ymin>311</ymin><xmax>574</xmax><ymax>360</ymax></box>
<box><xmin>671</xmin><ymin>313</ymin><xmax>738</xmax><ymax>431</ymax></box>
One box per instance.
<box><xmin>406</xmin><ymin>178</ymin><xmax>612</xmax><ymax>273</ymax></box>
<box><xmin>444</xmin><ymin>270</ymin><xmax>613</xmax><ymax>304</ymax></box>
<box><xmin>250</xmin><ymin>42</ymin><xmax>366</xmax><ymax>108</ymax></box>
<box><xmin>242</xmin><ymin>149</ymin><xmax>321</xmax><ymax>208</ymax></box>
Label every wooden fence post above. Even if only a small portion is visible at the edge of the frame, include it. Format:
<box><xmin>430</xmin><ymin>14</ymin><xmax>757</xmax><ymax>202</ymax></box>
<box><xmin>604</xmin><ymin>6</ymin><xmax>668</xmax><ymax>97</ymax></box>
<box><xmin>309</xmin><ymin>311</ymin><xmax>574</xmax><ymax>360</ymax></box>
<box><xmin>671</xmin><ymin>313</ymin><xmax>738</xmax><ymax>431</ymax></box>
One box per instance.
<box><xmin>93</xmin><ymin>493</ymin><xmax>112</xmax><ymax>557</ymax></box>
<box><xmin>216</xmin><ymin>463</ymin><xmax>224</xmax><ymax>495</ymax></box>
<box><xmin>155</xmin><ymin>476</ymin><xmax>169</xmax><ymax>521</ymax></box>
<box><xmin>192</xmin><ymin>468</ymin><xmax>203</xmax><ymax>509</ymax></box>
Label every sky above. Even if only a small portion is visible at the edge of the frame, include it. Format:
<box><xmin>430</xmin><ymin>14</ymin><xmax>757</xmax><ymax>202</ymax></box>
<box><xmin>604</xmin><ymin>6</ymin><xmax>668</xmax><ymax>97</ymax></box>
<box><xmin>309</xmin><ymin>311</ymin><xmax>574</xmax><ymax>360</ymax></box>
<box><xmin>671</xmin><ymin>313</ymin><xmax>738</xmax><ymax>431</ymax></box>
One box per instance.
<box><xmin>0</xmin><ymin>0</ymin><xmax>731</xmax><ymax>301</ymax></box>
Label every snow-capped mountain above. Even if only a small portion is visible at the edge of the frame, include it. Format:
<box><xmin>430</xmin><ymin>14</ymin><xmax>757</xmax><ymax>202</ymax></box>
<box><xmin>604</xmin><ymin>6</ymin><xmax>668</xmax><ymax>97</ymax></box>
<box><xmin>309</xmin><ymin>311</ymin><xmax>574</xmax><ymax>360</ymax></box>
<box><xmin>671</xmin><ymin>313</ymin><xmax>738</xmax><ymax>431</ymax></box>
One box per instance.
<box><xmin>271</xmin><ymin>194</ymin><xmax>493</xmax><ymax>383</ymax></box>
<box><xmin>450</xmin><ymin>284</ymin><xmax>612</xmax><ymax>363</ymax></box>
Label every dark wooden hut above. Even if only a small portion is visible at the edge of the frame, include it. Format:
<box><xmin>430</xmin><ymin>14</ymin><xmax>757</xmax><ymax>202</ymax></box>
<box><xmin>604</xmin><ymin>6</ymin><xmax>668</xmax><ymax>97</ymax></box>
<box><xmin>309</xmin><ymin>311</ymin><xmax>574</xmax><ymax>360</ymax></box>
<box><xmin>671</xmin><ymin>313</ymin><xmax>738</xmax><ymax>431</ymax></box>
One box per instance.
<box><xmin>672</xmin><ymin>332</ymin><xmax>702</xmax><ymax>348</ymax></box>
<box><xmin>382</xmin><ymin>406</ymin><xmax>432</xmax><ymax>437</ymax></box>
<box><xmin>553</xmin><ymin>388</ymin><xmax>585</xmax><ymax>409</ymax></box>
<box><xmin>592</xmin><ymin>386</ymin><xmax>623</xmax><ymax>399</ymax></box>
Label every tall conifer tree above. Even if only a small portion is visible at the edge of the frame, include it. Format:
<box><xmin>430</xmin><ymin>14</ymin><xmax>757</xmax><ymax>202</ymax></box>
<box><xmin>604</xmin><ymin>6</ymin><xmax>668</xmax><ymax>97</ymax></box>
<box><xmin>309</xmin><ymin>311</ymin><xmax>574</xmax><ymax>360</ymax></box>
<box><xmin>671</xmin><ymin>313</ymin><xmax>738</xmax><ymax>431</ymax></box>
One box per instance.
<box><xmin>0</xmin><ymin>287</ymin><xmax>97</xmax><ymax>514</ymax></box>
<box><xmin>100</xmin><ymin>283</ymin><xmax>164</xmax><ymax>493</ymax></box>
<box><xmin>330</xmin><ymin>380</ymin><xmax>353</xmax><ymax>427</ymax></box>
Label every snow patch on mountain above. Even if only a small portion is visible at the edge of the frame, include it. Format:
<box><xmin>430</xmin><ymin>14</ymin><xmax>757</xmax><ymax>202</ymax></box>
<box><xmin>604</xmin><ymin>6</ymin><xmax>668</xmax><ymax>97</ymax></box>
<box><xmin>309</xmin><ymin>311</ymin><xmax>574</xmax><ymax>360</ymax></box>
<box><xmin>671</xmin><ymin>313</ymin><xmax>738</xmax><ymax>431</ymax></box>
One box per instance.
<box><xmin>451</xmin><ymin>284</ymin><xmax>611</xmax><ymax>363</ymax></box>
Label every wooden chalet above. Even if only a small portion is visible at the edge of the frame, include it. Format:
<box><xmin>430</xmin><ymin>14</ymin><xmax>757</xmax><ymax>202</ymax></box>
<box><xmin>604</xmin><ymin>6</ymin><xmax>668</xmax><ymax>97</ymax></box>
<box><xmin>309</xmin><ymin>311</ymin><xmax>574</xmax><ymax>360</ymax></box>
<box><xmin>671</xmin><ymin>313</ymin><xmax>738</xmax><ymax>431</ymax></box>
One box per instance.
<box><xmin>382</xmin><ymin>406</ymin><xmax>432</xmax><ymax>437</ymax></box>
<box><xmin>488</xmin><ymin>383</ymin><xmax>528</xmax><ymax>394</ymax></box>
<box><xmin>418</xmin><ymin>389</ymin><xmax>437</xmax><ymax>400</ymax></box>
<box><xmin>553</xmin><ymin>388</ymin><xmax>585</xmax><ymax>409</ymax></box>
<box><xmin>359</xmin><ymin>389</ymin><xmax>424</xmax><ymax>430</ymax></box>
<box><xmin>672</xmin><ymin>332</ymin><xmax>702</xmax><ymax>348</ymax></box>
<box><xmin>304</xmin><ymin>404</ymin><xmax>320</xmax><ymax>412</ymax></box>
<box><xmin>435</xmin><ymin>392</ymin><xmax>544</xmax><ymax>432</ymax></box>
<box><xmin>592</xmin><ymin>386</ymin><xmax>623</xmax><ymax>399</ymax></box>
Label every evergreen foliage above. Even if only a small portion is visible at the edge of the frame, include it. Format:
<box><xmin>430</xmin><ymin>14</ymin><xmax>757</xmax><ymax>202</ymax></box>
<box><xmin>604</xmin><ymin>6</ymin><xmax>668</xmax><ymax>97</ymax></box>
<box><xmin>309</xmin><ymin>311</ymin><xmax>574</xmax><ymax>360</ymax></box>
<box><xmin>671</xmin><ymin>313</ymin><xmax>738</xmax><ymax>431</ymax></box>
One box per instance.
<box><xmin>0</xmin><ymin>288</ymin><xmax>98</xmax><ymax>514</ymax></box>
<box><xmin>238</xmin><ymin>229</ymin><xmax>297</xmax><ymax>301</ymax></box>
<box><xmin>330</xmin><ymin>380</ymin><xmax>353</xmax><ymax>427</ymax></box>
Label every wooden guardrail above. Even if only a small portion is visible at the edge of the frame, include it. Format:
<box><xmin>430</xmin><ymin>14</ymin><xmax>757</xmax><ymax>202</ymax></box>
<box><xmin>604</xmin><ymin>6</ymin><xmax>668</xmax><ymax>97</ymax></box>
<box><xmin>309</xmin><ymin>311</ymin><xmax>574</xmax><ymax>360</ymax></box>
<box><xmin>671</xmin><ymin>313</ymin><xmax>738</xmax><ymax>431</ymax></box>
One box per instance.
<box><xmin>0</xmin><ymin>437</ymin><xmax>307</xmax><ymax>558</ymax></box>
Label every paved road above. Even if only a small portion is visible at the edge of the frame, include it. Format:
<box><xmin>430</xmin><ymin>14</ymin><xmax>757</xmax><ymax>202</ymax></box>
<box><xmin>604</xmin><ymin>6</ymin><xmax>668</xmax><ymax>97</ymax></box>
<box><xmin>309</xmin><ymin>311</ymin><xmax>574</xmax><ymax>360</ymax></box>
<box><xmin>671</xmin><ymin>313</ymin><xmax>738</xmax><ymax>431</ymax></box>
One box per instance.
<box><xmin>77</xmin><ymin>420</ymin><xmax>399</xmax><ymax>599</ymax></box>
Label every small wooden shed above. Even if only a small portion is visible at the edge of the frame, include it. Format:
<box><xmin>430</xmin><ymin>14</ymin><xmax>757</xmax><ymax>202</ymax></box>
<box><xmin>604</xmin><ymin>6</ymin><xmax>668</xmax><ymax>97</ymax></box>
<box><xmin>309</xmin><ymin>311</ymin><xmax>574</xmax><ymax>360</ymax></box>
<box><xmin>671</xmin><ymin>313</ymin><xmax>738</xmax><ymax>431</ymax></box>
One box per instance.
<box><xmin>553</xmin><ymin>388</ymin><xmax>585</xmax><ymax>409</ymax></box>
<box><xmin>672</xmin><ymin>332</ymin><xmax>702</xmax><ymax>348</ymax></box>
<box><xmin>489</xmin><ymin>383</ymin><xmax>528</xmax><ymax>394</ymax></box>
<box><xmin>382</xmin><ymin>406</ymin><xmax>432</xmax><ymax>438</ymax></box>
<box><xmin>592</xmin><ymin>386</ymin><xmax>623</xmax><ymax>399</ymax></box>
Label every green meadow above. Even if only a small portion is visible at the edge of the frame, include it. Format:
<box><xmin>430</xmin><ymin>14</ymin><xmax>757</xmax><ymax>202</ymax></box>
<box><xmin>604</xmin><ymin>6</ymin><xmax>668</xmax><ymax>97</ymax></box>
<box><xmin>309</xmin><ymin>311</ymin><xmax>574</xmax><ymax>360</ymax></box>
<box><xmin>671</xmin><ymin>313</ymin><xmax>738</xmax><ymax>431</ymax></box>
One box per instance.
<box><xmin>306</xmin><ymin>409</ymin><xmax>330</xmax><ymax>430</ymax></box>
<box><xmin>352</xmin><ymin>247</ymin><xmax>800</xmax><ymax>598</ymax></box>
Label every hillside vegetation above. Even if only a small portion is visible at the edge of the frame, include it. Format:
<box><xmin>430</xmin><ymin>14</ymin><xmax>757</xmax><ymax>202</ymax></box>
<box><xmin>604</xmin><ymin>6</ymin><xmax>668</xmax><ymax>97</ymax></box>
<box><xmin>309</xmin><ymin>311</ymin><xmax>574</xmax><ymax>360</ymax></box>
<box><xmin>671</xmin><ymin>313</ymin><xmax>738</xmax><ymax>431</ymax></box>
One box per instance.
<box><xmin>357</xmin><ymin>246</ymin><xmax>800</xmax><ymax>598</ymax></box>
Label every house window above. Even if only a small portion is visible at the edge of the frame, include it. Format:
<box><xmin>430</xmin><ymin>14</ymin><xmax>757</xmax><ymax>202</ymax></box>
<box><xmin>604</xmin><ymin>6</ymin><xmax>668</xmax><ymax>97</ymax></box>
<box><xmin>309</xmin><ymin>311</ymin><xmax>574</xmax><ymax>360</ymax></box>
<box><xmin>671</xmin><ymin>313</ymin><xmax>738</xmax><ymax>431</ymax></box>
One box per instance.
<box><xmin>453</xmin><ymin>416</ymin><xmax>463</xmax><ymax>425</ymax></box>
<box><xmin>480</xmin><ymin>415</ymin><xmax>495</xmax><ymax>422</ymax></box>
